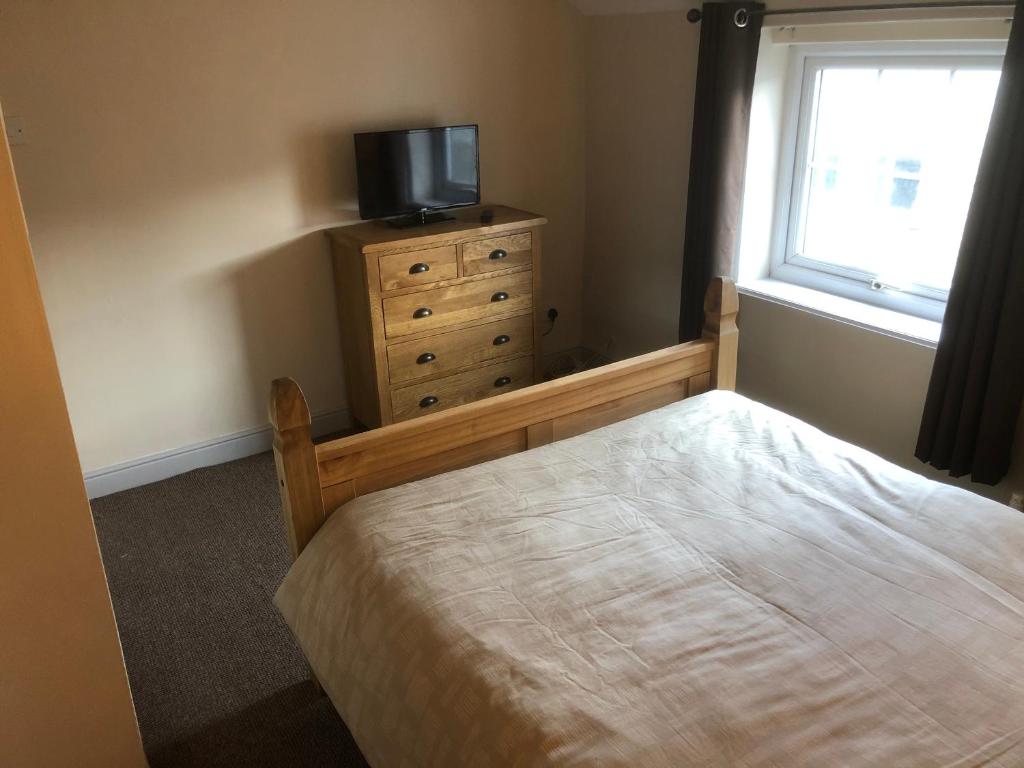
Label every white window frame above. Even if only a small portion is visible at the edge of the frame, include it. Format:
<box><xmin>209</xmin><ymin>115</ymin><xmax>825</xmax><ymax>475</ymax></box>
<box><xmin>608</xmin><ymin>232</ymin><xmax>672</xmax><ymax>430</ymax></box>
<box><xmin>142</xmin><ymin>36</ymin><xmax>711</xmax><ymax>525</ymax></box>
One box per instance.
<box><xmin>770</xmin><ymin>42</ymin><xmax>1005</xmax><ymax>322</ymax></box>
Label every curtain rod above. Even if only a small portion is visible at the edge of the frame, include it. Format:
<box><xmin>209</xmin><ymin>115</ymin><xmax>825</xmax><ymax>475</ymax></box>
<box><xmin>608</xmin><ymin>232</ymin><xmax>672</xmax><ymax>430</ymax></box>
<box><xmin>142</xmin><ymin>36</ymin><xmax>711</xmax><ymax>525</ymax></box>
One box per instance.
<box><xmin>685</xmin><ymin>1</ymin><xmax>1016</xmax><ymax>28</ymax></box>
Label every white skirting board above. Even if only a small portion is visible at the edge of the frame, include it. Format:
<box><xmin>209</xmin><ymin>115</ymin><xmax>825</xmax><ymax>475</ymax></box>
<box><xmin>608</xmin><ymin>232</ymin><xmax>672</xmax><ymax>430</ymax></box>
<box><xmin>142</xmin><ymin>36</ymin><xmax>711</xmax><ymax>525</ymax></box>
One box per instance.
<box><xmin>84</xmin><ymin>408</ymin><xmax>351</xmax><ymax>500</ymax></box>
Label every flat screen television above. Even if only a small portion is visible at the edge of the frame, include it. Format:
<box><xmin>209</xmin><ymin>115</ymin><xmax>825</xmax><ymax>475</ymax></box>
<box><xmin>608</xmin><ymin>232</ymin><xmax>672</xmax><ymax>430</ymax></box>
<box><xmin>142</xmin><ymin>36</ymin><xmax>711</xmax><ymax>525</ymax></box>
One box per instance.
<box><xmin>354</xmin><ymin>124</ymin><xmax>480</xmax><ymax>226</ymax></box>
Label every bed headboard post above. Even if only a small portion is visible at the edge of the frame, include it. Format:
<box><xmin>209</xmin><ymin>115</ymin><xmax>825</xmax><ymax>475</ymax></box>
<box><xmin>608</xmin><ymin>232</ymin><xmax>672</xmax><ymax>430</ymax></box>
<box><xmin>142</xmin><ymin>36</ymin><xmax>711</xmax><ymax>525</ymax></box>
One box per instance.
<box><xmin>269</xmin><ymin>377</ymin><xmax>325</xmax><ymax>559</ymax></box>
<box><xmin>702</xmin><ymin>277</ymin><xmax>739</xmax><ymax>391</ymax></box>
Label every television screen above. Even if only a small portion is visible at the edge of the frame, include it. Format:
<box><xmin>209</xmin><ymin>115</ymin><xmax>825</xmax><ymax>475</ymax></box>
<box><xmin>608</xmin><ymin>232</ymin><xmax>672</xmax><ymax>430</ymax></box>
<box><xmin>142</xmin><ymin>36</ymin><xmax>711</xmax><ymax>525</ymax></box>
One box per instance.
<box><xmin>354</xmin><ymin>125</ymin><xmax>480</xmax><ymax>220</ymax></box>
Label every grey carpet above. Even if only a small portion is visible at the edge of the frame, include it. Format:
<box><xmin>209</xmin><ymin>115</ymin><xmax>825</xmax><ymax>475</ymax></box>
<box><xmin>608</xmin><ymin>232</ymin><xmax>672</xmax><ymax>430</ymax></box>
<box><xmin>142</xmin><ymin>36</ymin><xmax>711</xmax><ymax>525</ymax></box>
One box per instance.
<box><xmin>90</xmin><ymin>452</ymin><xmax>369</xmax><ymax>768</ymax></box>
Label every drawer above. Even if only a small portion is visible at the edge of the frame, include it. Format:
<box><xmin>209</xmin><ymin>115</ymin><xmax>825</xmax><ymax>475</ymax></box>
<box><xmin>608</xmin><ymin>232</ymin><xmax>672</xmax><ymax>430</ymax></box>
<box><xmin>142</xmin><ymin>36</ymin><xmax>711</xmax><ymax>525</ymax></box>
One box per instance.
<box><xmin>387</xmin><ymin>314</ymin><xmax>533</xmax><ymax>386</ymax></box>
<box><xmin>391</xmin><ymin>355</ymin><xmax>534</xmax><ymax>422</ymax></box>
<box><xmin>379</xmin><ymin>245</ymin><xmax>457</xmax><ymax>291</ymax></box>
<box><xmin>382</xmin><ymin>271</ymin><xmax>532</xmax><ymax>339</ymax></box>
<box><xmin>463</xmin><ymin>232</ymin><xmax>532</xmax><ymax>276</ymax></box>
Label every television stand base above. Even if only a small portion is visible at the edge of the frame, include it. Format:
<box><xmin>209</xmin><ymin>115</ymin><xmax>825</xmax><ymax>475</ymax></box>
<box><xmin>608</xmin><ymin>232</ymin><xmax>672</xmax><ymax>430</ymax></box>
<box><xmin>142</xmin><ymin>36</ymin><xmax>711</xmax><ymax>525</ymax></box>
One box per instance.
<box><xmin>385</xmin><ymin>210</ymin><xmax>455</xmax><ymax>229</ymax></box>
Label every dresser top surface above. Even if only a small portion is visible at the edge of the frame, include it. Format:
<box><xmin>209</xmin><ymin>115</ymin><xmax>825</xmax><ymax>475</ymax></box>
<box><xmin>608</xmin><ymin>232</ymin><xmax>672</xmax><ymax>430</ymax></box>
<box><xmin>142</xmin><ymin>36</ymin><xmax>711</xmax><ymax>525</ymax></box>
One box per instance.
<box><xmin>326</xmin><ymin>205</ymin><xmax>547</xmax><ymax>254</ymax></box>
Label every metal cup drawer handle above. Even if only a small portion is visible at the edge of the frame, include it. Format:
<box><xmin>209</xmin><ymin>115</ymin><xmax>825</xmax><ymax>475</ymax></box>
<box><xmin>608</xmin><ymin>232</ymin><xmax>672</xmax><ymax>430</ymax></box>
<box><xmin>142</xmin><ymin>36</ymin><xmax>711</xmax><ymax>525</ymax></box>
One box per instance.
<box><xmin>490</xmin><ymin>291</ymin><xmax>509</xmax><ymax>303</ymax></box>
<box><xmin>412</xmin><ymin>307</ymin><xmax>433</xmax><ymax>319</ymax></box>
<box><xmin>488</xmin><ymin>249</ymin><xmax>508</xmax><ymax>261</ymax></box>
<box><xmin>416</xmin><ymin>352</ymin><xmax>436</xmax><ymax>365</ymax></box>
<box><xmin>492</xmin><ymin>334</ymin><xmax>511</xmax><ymax>346</ymax></box>
<box><xmin>419</xmin><ymin>395</ymin><xmax>439</xmax><ymax>408</ymax></box>
<box><xmin>494</xmin><ymin>376</ymin><xmax>512</xmax><ymax>388</ymax></box>
<box><xmin>409</xmin><ymin>262</ymin><xmax>430</xmax><ymax>274</ymax></box>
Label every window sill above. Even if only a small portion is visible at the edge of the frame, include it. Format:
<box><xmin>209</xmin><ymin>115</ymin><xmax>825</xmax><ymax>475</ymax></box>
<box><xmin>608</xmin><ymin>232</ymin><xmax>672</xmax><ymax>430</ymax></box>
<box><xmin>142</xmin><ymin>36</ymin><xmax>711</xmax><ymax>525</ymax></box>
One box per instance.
<box><xmin>736</xmin><ymin>278</ymin><xmax>942</xmax><ymax>348</ymax></box>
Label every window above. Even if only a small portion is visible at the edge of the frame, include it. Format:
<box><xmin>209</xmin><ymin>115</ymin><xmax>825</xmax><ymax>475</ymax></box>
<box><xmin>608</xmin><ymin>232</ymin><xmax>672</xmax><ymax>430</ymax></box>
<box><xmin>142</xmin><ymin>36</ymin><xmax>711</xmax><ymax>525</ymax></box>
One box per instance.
<box><xmin>772</xmin><ymin>45</ymin><xmax>1003</xmax><ymax>321</ymax></box>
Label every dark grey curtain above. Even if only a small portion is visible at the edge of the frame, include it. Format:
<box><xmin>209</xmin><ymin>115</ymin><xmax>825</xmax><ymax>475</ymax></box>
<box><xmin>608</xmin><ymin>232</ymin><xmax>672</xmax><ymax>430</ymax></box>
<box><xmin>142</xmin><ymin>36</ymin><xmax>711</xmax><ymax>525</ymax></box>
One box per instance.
<box><xmin>678</xmin><ymin>2</ymin><xmax>764</xmax><ymax>342</ymax></box>
<box><xmin>916</xmin><ymin>0</ymin><xmax>1024</xmax><ymax>485</ymax></box>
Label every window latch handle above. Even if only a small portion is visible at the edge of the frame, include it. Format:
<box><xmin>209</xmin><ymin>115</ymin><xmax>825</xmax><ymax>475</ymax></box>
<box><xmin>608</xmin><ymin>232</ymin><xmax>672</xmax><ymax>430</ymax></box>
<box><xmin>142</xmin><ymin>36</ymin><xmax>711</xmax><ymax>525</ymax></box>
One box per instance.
<box><xmin>869</xmin><ymin>279</ymin><xmax>902</xmax><ymax>292</ymax></box>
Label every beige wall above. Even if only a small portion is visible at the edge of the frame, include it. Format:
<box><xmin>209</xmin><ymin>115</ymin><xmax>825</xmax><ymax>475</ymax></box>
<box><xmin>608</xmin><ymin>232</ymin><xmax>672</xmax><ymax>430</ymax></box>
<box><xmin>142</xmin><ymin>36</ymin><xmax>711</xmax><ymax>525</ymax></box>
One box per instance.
<box><xmin>0</xmin><ymin>113</ymin><xmax>145</xmax><ymax>767</ymax></box>
<box><xmin>583</xmin><ymin>11</ymin><xmax>698</xmax><ymax>359</ymax></box>
<box><xmin>581</xmin><ymin>3</ymin><xmax>1024</xmax><ymax>503</ymax></box>
<box><xmin>739</xmin><ymin>295</ymin><xmax>1024</xmax><ymax>501</ymax></box>
<box><xmin>0</xmin><ymin>0</ymin><xmax>586</xmax><ymax>473</ymax></box>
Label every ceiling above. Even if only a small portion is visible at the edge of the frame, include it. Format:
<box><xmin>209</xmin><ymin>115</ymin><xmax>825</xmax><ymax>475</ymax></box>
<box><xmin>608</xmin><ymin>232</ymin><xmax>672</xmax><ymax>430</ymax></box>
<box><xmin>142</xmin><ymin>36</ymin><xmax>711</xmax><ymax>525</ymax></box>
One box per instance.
<box><xmin>567</xmin><ymin>0</ymin><xmax>692</xmax><ymax>15</ymax></box>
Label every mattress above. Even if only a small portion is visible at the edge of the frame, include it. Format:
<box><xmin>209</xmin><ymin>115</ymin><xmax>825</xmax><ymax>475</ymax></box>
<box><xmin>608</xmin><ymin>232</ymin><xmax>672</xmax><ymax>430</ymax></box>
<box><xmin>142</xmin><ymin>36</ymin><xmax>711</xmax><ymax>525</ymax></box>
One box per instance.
<box><xmin>275</xmin><ymin>390</ymin><xmax>1024</xmax><ymax>767</ymax></box>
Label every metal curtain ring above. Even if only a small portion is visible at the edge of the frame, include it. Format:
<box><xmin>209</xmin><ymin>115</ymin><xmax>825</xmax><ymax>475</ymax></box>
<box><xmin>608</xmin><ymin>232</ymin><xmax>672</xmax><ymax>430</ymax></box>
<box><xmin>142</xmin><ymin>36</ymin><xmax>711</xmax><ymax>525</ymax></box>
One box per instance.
<box><xmin>734</xmin><ymin>8</ymin><xmax>749</xmax><ymax>27</ymax></box>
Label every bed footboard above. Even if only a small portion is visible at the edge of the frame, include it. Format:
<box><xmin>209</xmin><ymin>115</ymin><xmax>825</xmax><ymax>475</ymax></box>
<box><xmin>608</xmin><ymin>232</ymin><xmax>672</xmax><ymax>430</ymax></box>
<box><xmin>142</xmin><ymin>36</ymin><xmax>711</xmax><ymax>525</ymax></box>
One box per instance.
<box><xmin>270</xmin><ymin>277</ymin><xmax>738</xmax><ymax>559</ymax></box>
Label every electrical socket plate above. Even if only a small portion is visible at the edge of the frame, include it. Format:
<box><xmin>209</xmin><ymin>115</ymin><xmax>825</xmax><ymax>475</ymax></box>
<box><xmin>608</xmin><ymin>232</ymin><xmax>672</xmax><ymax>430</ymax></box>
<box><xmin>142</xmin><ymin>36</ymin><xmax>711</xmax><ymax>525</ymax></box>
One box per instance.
<box><xmin>4</xmin><ymin>116</ymin><xmax>26</xmax><ymax>146</ymax></box>
<box><xmin>1010</xmin><ymin>491</ymin><xmax>1024</xmax><ymax>512</ymax></box>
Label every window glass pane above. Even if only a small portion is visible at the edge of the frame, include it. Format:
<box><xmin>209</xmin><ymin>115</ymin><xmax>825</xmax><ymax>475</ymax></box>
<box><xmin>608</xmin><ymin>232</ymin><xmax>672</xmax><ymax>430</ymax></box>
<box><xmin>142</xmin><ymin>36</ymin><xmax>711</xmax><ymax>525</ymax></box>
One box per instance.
<box><xmin>796</xmin><ymin>63</ymin><xmax>1001</xmax><ymax>293</ymax></box>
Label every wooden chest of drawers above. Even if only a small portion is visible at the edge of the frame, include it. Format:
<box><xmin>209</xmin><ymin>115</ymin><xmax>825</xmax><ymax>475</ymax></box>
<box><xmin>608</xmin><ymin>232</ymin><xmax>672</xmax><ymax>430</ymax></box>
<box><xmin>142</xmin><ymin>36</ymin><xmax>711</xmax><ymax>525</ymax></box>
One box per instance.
<box><xmin>328</xmin><ymin>205</ymin><xmax>546</xmax><ymax>427</ymax></box>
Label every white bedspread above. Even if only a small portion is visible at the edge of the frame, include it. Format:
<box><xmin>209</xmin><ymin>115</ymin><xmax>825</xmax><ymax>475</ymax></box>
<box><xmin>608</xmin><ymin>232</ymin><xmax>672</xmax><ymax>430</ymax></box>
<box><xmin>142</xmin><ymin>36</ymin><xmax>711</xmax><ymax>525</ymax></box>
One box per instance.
<box><xmin>276</xmin><ymin>390</ymin><xmax>1024</xmax><ymax>767</ymax></box>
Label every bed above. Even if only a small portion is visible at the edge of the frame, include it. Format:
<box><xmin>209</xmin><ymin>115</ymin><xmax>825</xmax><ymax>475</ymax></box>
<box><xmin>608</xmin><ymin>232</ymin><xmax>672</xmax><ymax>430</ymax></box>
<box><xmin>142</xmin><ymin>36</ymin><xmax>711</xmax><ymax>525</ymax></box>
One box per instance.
<box><xmin>270</xmin><ymin>279</ymin><xmax>1024</xmax><ymax>766</ymax></box>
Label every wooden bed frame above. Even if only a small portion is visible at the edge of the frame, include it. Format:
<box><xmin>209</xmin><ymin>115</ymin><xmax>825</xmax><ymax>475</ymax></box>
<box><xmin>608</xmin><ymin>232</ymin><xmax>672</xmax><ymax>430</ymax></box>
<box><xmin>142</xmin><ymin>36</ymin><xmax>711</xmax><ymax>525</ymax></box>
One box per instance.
<box><xmin>270</xmin><ymin>277</ymin><xmax>738</xmax><ymax>560</ymax></box>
